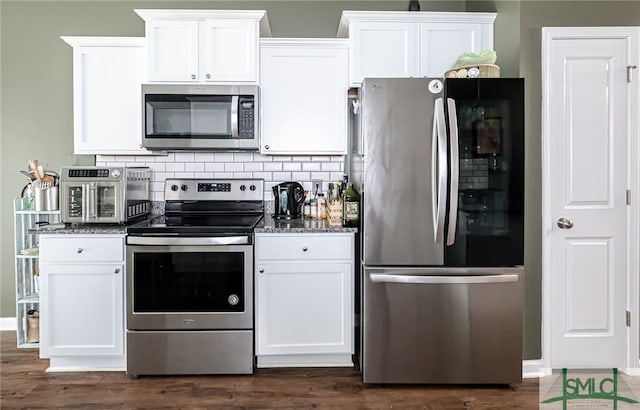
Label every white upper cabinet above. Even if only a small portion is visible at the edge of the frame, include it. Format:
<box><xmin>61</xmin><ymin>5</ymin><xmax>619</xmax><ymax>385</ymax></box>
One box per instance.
<box><xmin>260</xmin><ymin>39</ymin><xmax>348</xmax><ymax>155</ymax></box>
<box><xmin>61</xmin><ymin>37</ymin><xmax>149</xmax><ymax>155</ymax></box>
<box><xmin>337</xmin><ymin>11</ymin><xmax>496</xmax><ymax>86</ymax></box>
<box><xmin>135</xmin><ymin>9</ymin><xmax>270</xmax><ymax>83</ymax></box>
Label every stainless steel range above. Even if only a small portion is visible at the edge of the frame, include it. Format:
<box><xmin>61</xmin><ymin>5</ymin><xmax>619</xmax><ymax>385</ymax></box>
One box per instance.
<box><xmin>125</xmin><ymin>178</ymin><xmax>264</xmax><ymax>377</ymax></box>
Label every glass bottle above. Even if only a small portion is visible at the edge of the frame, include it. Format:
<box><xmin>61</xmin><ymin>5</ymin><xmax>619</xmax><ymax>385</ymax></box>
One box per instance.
<box><xmin>342</xmin><ymin>183</ymin><xmax>360</xmax><ymax>227</ymax></box>
<box><xmin>317</xmin><ymin>193</ymin><xmax>327</xmax><ymax>219</ymax></box>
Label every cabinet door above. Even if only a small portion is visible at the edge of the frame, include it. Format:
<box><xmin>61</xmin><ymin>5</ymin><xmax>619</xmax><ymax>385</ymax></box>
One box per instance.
<box><xmin>419</xmin><ymin>23</ymin><xmax>488</xmax><ymax>77</ymax></box>
<box><xmin>146</xmin><ymin>20</ymin><xmax>199</xmax><ymax>81</ymax></box>
<box><xmin>40</xmin><ymin>263</ymin><xmax>124</xmax><ymax>357</ymax></box>
<box><xmin>349</xmin><ymin>22</ymin><xmax>418</xmax><ymax>86</ymax></box>
<box><xmin>260</xmin><ymin>42</ymin><xmax>348</xmax><ymax>154</ymax></box>
<box><xmin>200</xmin><ymin>19</ymin><xmax>257</xmax><ymax>82</ymax></box>
<box><xmin>256</xmin><ymin>262</ymin><xmax>352</xmax><ymax>355</ymax></box>
<box><xmin>72</xmin><ymin>44</ymin><xmax>147</xmax><ymax>154</ymax></box>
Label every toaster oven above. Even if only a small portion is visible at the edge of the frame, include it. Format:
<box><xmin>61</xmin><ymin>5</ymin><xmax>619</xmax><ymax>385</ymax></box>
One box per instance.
<box><xmin>60</xmin><ymin>166</ymin><xmax>151</xmax><ymax>224</ymax></box>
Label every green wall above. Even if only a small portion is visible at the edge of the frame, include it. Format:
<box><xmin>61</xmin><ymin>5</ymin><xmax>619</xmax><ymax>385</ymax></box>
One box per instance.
<box><xmin>1</xmin><ymin>0</ymin><xmax>638</xmax><ymax>362</ymax></box>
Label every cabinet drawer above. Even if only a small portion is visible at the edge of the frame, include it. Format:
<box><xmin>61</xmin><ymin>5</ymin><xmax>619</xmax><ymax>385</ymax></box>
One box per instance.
<box><xmin>41</xmin><ymin>236</ymin><xmax>124</xmax><ymax>262</ymax></box>
<box><xmin>256</xmin><ymin>234</ymin><xmax>352</xmax><ymax>261</ymax></box>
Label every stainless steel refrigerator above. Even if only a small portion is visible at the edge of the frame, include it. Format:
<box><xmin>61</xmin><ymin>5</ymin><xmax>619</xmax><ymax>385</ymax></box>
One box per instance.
<box><xmin>351</xmin><ymin>77</ymin><xmax>524</xmax><ymax>384</ymax></box>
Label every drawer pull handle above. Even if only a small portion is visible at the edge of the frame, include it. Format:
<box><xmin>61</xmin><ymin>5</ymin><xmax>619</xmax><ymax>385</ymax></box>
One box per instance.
<box><xmin>114</xmin><ymin>268</ymin><xmax>121</xmax><ymax>274</ymax></box>
<box><xmin>302</xmin><ymin>246</ymin><xmax>308</xmax><ymax>252</ymax></box>
<box><xmin>259</xmin><ymin>268</ymin><xmax>265</xmax><ymax>273</ymax></box>
<box><xmin>76</xmin><ymin>248</ymin><xmax>84</xmax><ymax>253</ymax></box>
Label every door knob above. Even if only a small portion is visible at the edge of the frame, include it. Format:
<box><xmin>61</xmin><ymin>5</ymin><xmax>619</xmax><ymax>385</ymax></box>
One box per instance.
<box><xmin>557</xmin><ymin>217</ymin><xmax>573</xmax><ymax>229</ymax></box>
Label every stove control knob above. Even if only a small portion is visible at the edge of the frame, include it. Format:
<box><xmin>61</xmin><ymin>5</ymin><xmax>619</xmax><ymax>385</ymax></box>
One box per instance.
<box><xmin>240</xmin><ymin>184</ymin><xmax>247</xmax><ymax>191</ymax></box>
<box><xmin>181</xmin><ymin>184</ymin><xmax>188</xmax><ymax>191</ymax></box>
<box><xmin>250</xmin><ymin>184</ymin><xmax>256</xmax><ymax>191</ymax></box>
<box><xmin>228</xmin><ymin>294</ymin><xmax>240</xmax><ymax>306</ymax></box>
<box><xmin>170</xmin><ymin>184</ymin><xmax>179</xmax><ymax>192</ymax></box>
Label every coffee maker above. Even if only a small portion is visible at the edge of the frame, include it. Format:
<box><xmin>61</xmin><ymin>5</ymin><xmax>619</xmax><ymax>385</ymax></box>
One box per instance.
<box><xmin>272</xmin><ymin>181</ymin><xmax>305</xmax><ymax>219</ymax></box>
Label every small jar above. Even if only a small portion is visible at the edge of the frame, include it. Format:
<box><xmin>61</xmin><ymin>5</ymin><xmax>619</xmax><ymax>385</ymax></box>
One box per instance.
<box><xmin>309</xmin><ymin>198</ymin><xmax>318</xmax><ymax>219</ymax></box>
<box><xmin>317</xmin><ymin>194</ymin><xmax>327</xmax><ymax>219</ymax></box>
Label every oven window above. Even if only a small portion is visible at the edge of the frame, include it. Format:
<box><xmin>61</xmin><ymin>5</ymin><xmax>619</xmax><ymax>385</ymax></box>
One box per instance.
<box><xmin>133</xmin><ymin>252</ymin><xmax>244</xmax><ymax>312</ymax></box>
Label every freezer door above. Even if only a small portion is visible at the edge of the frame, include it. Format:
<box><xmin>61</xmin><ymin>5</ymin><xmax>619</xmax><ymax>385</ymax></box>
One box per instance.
<box><xmin>362</xmin><ymin>266</ymin><xmax>523</xmax><ymax>384</ymax></box>
<box><xmin>361</xmin><ymin>78</ymin><xmax>446</xmax><ymax>266</ymax></box>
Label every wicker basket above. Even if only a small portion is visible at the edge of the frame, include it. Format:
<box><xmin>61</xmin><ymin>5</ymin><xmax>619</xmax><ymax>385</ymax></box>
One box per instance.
<box><xmin>445</xmin><ymin>64</ymin><xmax>500</xmax><ymax>79</ymax></box>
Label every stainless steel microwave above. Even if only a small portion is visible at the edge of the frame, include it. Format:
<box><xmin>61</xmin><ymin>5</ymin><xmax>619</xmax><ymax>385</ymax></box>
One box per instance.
<box><xmin>142</xmin><ymin>84</ymin><xmax>259</xmax><ymax>151</ymax></box>
<box><xmin>60</xmin><ymin>166</ymin><xmax>151</xmax><ymax>224</ymax></box>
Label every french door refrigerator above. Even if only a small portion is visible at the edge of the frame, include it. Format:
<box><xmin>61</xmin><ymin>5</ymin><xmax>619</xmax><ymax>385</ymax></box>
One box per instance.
<box><xmin>353</xmin><ymin>77</ymin><xmax>524</xmax><ymax>384</ymax></box>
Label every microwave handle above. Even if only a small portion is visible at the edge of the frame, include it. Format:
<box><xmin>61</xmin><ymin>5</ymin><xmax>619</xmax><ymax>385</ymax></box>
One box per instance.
<box><xmin>231</xmin><ymin>95</ymin><xmax>239</xmax><ymax>139</ymax></box>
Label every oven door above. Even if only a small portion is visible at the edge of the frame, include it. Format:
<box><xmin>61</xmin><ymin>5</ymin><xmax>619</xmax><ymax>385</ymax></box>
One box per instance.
<box><xmin>126</xmin><ymin>236</ymin><xmax>253</xmax><ymax>331</ymax></box>
<box><xmin>61</xmin><ymin>181</ymin><xmax>123</xmax><ymax>224</ymax></box>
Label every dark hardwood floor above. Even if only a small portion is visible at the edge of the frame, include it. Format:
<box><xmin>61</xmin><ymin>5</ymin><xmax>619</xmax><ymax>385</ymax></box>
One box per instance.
<box><xmin>1</xmin><ymin>331</ymin><xmax>541</xmax><ymax>409</ymax></box>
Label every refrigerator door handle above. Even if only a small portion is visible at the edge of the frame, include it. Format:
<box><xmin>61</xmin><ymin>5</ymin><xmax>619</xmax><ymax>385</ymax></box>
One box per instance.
<box><xmin>446</xmin><ymin>98</ymin><xmax>460</xmax><ymax>246</ymax></box>
<box><xmin>369</xmin><ymin>273</ymin><xmax>519</xmax><ymax>285</ymax></box>
<box><xmin>433</xmin><ymin>98</ymin><xmax>448</xmax><ymax>245</ymax></box>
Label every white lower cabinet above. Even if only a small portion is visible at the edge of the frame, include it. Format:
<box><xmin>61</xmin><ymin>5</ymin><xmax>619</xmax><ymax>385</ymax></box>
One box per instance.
<box><xmin>255</xmin><ymin>233</ymin><xmax>354</xmax><ymax>367</ymax></box>
<box><xmin>39</xmin><ymin>235</ymin><xmax>125</xmax><ymax>371</ymax></box>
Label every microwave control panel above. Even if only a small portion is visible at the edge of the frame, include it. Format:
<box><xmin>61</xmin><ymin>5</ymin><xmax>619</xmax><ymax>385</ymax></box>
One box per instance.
<box><xmin>238</xmin><ymin>97</ymin><xmax>255</xmax><ymax>139</ymax></box>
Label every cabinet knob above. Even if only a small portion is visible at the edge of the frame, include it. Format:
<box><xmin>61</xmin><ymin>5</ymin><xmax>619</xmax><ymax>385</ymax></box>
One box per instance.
<box><xmin>259</xmin><ymin>267</ymin><xmax>265</xmax><ymax>273</ymax></box>
<box><xmin>76</xmin><ymin>248</ymin><xmax>83</xmax><ymax>253</ymax></box>
<box><xmin>302</xmin><ymin>246</ymin><xmax>308</xmax><ymax>252</ymax></box>
<box><xmin>205</xmin><ymin>73</ymin><xmax>211</xmax><ymax>79</ymax></box>
<box><xmin>114</xmin><ymin>268</ymin><xmax>121</xmax><ymax>274</ymax></box>
<box><xmin>191</xmin><ymin>74</ymin><xmax>196</xmax><ymax>80</ymax></box>
<box><xmin>264</xmin><ymin>145</ymin><xmax>269</xmax><ymax>150</ymax></box>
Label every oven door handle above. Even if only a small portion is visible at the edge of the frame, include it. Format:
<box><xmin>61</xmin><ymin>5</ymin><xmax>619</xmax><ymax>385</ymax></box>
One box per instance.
<box><xmin>126</xmin><ymin>236</ymin><xmax>250</xmax><ymax>246</ymax></box>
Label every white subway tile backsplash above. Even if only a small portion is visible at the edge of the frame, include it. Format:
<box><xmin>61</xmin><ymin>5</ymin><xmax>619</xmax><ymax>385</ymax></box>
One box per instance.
<box><xmin>174</xmin><ymin>172</ymin><xmax>195</xmax><ymax>178</ymax></box>
<box><xmin>174</xmin><ymin>152</ymin><xmax>195</xmax><ymax>162</ymax></box>
<box><xmin>272</xmin><ymin>172</ymin><xmax>292</xmax><ymax>181</ymax></box>
<box><xmin>322</xmin><ymin>162</ymin><xmax>341</xmax><ymax>172</ymax></box>
<box><xmin>215</xmin><ymin>153</ymin><xmax>233</xmax><ymax>162</ymax></box>
<box><xmin>224</xmin><ymin>162</ymin><xmax>243</xmax><ymax>172</ymax></box>
<box><xmin>253</xmin><ymin>154</ymin><xmax>273</xmax><ymax>162</ymax></box>
<box><xmin>244</xmin><ymin>162</ymin><xmax>263</xmax><ymax>172</ymax></box>
<box><xmin>252</xmin><ymin>172</ymin><xmax>272</xmax><ymax>181</ymax></box>
<box><xmin>155</xmin><ymin>153</ymin><xmax>175</xmax><ymax>162</ymax></box>
<box><xmin>302</xmin><ymin>162</ymin><xmax>322</xmax><ymax>172</ymax></box>
<box><xmin>194</xmin><ymin>152</ymin><xmax>215</xmax><ymax>162</ymax></box>
<box><xmin>329</xmin><ymin>172</ymin><xmax>343</xmax><ymax>181</ymax></box>
<box><xmin>283</xmin><ymin>162</ymin><xmax>301</xmax><ymax>172</ymax></box>
<box><xmin>99</xmin><ymin>153</ymin><xmax>347</xmax><ymax>199</ymax></box>
<box><xmin>292</xmin><ymin>156</ymin><xmax>311</xmax><ymax>162</ymax></box>
<box><xmin>311</xmin><ymin>172</ymin><xmax>331</xmax><ymax>181</ymax></box>
<box><xmin>263</xmin><ymin>162</ymin><xmax>283</xmax><ymax>172</ymax></box>
<box><xmin>166</xmin><ymin>162</ymin><xmax>185</xmax><ymax>172</ymax></box>
<box><xmin>291</xmin><ymin>172</ymin><xmax>310</xmax><ymax>182</ymax></box>
<box><xmin>233</xmin><ymin>153</ymin><xmax>254</xmax><ymax>162</ymax></box>
<box><xmin>205</xmin><ymin>162</ymin><xmax>224</xmax><ymax>172</ymax></box>
<box><xmin>185</xmin><ymin>162</ymin><xmax>205</xmax><ymax>172</ymax></box>
<box><xmin>147</xmin><ymin>163</ymin><xmax>166</xmax><ymax>172</ymax></box>
<box><xmin>154</xmin><ymin>172</ymin><xmax>174</xmax><ymax>181</ymax></box>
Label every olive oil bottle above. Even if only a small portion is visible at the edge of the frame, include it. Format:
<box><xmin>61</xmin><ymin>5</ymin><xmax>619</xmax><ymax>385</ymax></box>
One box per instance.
<box><xmin>342</xmin><ymin>182</ymin><xmax>360</xmax><ymax>227</ymax></box>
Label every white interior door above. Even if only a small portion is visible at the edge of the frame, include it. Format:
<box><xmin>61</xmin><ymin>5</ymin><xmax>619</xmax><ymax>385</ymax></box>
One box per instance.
<box><xmin>543</xmin><ymin>28</ymin><xmax>636</xmax><ymax>369</ymax></box>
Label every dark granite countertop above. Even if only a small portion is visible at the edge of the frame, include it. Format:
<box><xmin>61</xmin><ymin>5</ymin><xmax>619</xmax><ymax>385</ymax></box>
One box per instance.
<box><xmin>30</xmin><ymin>201</ymin><xmax>357</xmax><ymax>235</ymax></box>
<box><xmin>256</xmin><ymin>214</ymin><xmax>357</xmax><ymax>233</ymax></box>
<box><xmin>29</xmin><ymin>223</ymin><xmax>127</xmax><ymax>235</ymax></box>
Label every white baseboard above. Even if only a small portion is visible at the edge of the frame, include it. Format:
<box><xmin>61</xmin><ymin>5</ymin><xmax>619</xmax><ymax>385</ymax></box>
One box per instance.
<box><xmin>523</xmin><ymin>359</ymin><xmax>551</xmax><ymax>378</ymax></box>
<box><xmin>0</xmin><ymin>317</ymin><xmax>17</xmax><ymax>331</ymax></box>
